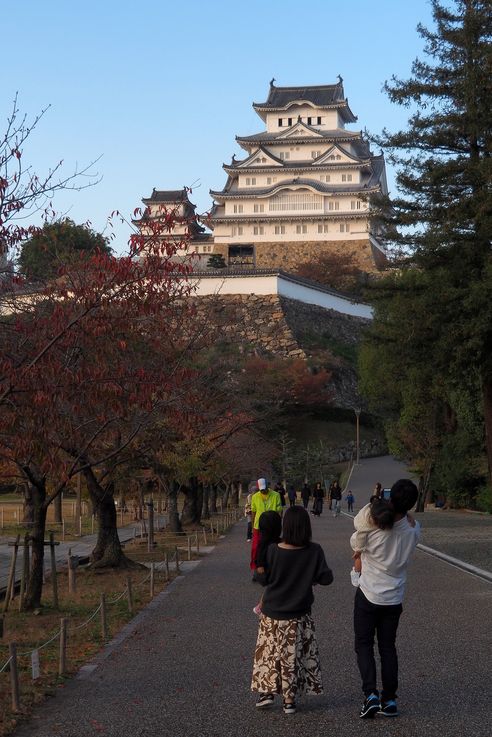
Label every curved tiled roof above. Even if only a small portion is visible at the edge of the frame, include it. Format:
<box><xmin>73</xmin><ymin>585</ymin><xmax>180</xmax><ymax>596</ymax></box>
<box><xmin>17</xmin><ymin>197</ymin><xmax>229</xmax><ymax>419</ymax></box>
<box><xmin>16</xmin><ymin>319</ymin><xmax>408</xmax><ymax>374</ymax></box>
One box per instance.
<box><xmin>210</xmin><ymin>176</ymin><xmax>380</xmax><ymax>200</ymax></box>
<box><xmin>237</xmin><ymin>128</ymin><xmax>361</xmax><ymax>145</ymax></box>
<box><xmin>254</xmin><ymin>83</ymin><xmax>343</xmax><ymax>108</ymax></box>
<box><xmin>142</xmin><ymin>188</ymin><xmax>190</xmax><ymax>204</ymax></box>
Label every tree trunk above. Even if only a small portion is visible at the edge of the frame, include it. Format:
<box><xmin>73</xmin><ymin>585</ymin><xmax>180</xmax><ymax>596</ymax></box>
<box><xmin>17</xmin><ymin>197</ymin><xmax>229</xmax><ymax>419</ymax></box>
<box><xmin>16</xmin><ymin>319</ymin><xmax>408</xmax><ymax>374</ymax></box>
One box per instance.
<box><xmin>53</xmin><ymin>491</ymin><xmax>63</xmax><ymax>524</ymax></box>
<box><xmin>181</xmin><ymin>478</ymin><xmax>199</xmax><ymax>526</ymax></box>
<box><xmin>202</xmin><ymin>484</ymin><xmax>210</xmax><ymax>520</ymax></box>
<box><xmin>222</xmin><ymin>482</ymin><xmax>230</xmax><ymax>510</ymax></box>
<box><xmin>482</xmin><ymin>375</ymin><xmax>492</xmax><ymax>489</ymax></box>
<box><xmin>230</xmin><ymin>481</ymin><xmax>239</xmax><ymax>508</ymax></box>
<box><xmin>167</xmin><ymin>481</ymin><xmax>182</xmax><ymax>533</ymax></box>
<box><xmin>83</xmin><ymin>469</ymin><xmax>127</xmax><ymax>568</ymax></box>
<box><xmin>22</xmin><ymin>483</ymin><xmax>35</xmax><ymax>527</ymax></box>
<box><xmin>195</xmin><ymin>481</ymin><xmax>203</xmax><ymax>525</ymax></box>
<box><xmin>23</xmin><ymin>475</ymin><xmax>48</xmax><ymax>611</ymax></box>
<box><xmin>210</xmin><ymin>484</ymin><xmax>218</xmax><ymax>515</ymax></box>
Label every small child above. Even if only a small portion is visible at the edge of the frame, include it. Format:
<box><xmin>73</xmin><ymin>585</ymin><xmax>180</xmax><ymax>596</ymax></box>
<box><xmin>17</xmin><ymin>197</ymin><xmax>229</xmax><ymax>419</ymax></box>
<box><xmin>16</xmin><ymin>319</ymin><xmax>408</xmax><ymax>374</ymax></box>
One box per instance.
<box><xmin>346</xmin><ymin>490</ymin><xmax>355</xmax><ymax>513</ymax></box>
<box><xmin>253</xmin><ymin>511</ymin><xmax>282</xmax><ymax>614</ymax></box>
<box><xmin>351</xmin><ymin>499</ymin><xmax>395</xmax><ymax>577</ymax></box>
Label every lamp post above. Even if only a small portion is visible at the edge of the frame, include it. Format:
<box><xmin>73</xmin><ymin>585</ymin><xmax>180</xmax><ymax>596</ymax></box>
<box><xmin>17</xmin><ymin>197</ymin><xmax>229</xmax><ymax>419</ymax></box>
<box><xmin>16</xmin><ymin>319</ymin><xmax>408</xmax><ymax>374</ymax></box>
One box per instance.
<box><xmin>354</xmin><ymin>408</ymin><xmax>361</xmax><ymax>465</ymax></box>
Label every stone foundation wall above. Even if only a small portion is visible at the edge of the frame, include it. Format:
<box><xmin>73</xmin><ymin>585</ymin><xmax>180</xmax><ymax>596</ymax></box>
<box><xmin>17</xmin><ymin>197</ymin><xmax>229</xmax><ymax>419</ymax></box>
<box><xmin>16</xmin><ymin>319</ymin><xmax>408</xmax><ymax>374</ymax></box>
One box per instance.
<box><xmin>254</xmin><ymin>239</ymin><xmax>379</xmax><ymax>272</ymax></box>
<box><xmin>189</xmin><ymin>294</ymin><xmax>305</xmax><ymax>359</ymax></box>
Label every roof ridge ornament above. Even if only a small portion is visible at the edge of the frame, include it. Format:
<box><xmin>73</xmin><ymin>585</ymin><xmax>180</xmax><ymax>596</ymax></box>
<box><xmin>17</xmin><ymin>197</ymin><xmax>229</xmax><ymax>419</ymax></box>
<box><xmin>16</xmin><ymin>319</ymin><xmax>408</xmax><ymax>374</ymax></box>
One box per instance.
<box><xmin>337</xmin><ymin>74</ymin><xmax>343</xmax><ymax>84</ymax></box>
<box><xmin>270</xmin><ymin>77</ymin><xmax>276</xmax><ymax>87</ymax></box>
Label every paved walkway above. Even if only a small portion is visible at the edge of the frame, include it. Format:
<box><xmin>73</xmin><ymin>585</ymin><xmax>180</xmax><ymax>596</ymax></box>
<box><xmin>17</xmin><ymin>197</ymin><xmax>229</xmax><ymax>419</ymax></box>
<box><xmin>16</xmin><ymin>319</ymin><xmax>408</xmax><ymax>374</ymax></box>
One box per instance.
<box><xmin>13</xmin><ymin>464</ymin><xmax>492</xmax><ymax>737</ymax></box>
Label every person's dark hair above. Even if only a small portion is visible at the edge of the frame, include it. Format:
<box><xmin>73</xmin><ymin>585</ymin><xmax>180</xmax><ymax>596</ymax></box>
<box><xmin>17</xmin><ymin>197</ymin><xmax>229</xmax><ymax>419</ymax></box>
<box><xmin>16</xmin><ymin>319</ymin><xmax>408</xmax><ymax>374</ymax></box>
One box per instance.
<box><xmin>258</xmin><ymin>510</ymin><xmax>282</xmax><ymax>541</ymax></box>
<box><xmin>369</xmin><ymin>499</ymin><xmax>395</xmax><ymax>530</ymax></box>
<box><xmin>390</xmin><ymin>478</ymin><xmax>419</xmax><ymax>514</ymax></box>
<box><xmin>282</xmin><ymin>506</ymin><xmax>312</xmax><ymax>547</ymax></box>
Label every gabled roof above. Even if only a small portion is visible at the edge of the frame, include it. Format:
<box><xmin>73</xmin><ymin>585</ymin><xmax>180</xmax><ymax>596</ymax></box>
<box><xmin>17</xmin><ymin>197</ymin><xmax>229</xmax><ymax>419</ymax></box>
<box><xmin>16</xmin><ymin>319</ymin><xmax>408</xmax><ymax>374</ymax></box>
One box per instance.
<box><xmin>210</xmin><ymin>177</ymin><xmax>381</xmax><ymax>201</ymax></box>
<box><xmin>142</xmin><ymin>188</ymin><xmax>190</xmax><ymax>205</ymax></box>
<box><xmin>226</xmin><ymin>146</ymin><xmax>284</xmax><ymax>170</ymax></box>
<box><xmin>254</xmin><ymin>82</ymin><xmax>345</xmax><ymax>109</ymax></box>
<box><xmin>236</xmin><ymin>128</ymin><xmax>361</xmax><ymax>146</ymax></box>
<box><xmin>276</xmin><ymin>120</ymin><xmax>324</xmax><ymax>140</ymax></box>
<box><xmin>253</xmin><ymin>81</ymin><xmax>357</xmax><ymax>123</ymax></box>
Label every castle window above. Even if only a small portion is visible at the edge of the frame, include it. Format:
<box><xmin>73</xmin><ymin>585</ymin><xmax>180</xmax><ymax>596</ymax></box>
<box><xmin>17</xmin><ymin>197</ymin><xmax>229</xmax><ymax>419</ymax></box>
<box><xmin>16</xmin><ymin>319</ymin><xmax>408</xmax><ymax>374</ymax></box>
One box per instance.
<box><xmin>246</xmin><ymin>178</ymin><xmax>250</xmax><ymax>185</ymax></box>
<box><xmin>340</xmin><ymin>223</ymin><xmax>350</xmax><ymax>232</ymax></box>
<box><xmin>279</xmin><ymin>152</ymin><xmax>290</xmax><ymax>160</ymax></box>
<box><xmin>317</xmin><ymin>116</ymin><xmax>322</xmax><ymax>125</ymax></box>
<box><xmin>253</xmin><ymin>226</ymin><xmax>264</xmax><ymax>235</ymax></box>
<box><xmin>278</xmin><ymin>118</ymin><xmax>283</xmax><ymax>127</ymax></box>
<box><xmin>274</xmin><ymin>225</ymin><xmax>286</xmax><ymax>235</ymax></box>
<box><xmin>233</xmin><ymin>204</ymin><xmax>244</xmax><ymax>213</ymax></box>
<box><xmin>288</xmin><ymin>117</ymin><xmax>292</xmax><ymax>126</ymax></box>
<box><xmin>342</xmin><ymin>174</ymin><xmax>353</xmax><ymax>182</ymax></box>
<box><xmin>318</xmin><ymin>224</ymin><xmax>329</xmax><ymax>233</ymax></box>
<box><xmin>267</xmin><ymin>177</ymin><xmax>271</xmax><ymax>184</ymax></box>
<box><xmin>321</xmin><ymin>175</ymin><xmax>331</xmax><ymax>182</ymax></box>
<box><xmin>307</xmin><ymin>117</ymin><xmax>312</xmax><ymax>125</ymax></box>
<box><xmin>311</xmin><ymin>151</ymin><xmax>321</xmax><ymax>159</ymax></box>
<box><xmin>328</xmin><ymin>201</ymin><xmax>340</xmax><ymax>211</ymax></box>
<box><xmin>296</xmin><ymin>224</ymin><xmax>308</xmax><ymax>234</ymax></box>
<box><xmin>351</xmin><ymin>200</ymin><xmax>362</xmax><ymax>210</ymax></box>
<box><xmin>270</xmin><ymin>192</ymin><xmax>322</xmax><ymax>212</ymax></box>
<box><xmin>253</xmin><ymin>204</ymin><xmax>264</xmax><ymax>213</ymax></box>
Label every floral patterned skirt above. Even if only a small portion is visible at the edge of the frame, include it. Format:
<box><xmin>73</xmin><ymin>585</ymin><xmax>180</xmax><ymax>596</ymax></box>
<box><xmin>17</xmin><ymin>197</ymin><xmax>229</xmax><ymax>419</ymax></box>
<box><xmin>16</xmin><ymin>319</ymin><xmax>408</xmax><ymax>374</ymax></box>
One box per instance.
<box><xmin>251</xmin><ymin>614</ymin><xmax>323</xmax><ymax>700</ymax></box>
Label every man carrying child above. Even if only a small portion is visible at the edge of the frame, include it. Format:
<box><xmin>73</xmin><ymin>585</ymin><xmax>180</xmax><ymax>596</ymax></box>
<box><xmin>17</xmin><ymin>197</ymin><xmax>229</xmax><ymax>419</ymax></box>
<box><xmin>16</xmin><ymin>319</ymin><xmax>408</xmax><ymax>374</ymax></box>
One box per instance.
<box><xmin>351</xmin><ymin>478</ymin><xmax>420</xmax><ymax>719</ymax></box>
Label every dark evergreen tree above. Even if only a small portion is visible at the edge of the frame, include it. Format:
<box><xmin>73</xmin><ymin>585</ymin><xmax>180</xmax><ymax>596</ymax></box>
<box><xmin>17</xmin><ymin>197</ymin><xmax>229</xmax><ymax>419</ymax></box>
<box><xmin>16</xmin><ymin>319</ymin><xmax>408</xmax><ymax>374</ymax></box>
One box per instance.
<box><xmin>207</xmin><ymin>253</ymin><xmax>227</xmax><ymax>269</ymax></box>
<box><xmin>370</xmin><ymin>1</ymin><xmax>492</xmax><ymax>486</ymax></box>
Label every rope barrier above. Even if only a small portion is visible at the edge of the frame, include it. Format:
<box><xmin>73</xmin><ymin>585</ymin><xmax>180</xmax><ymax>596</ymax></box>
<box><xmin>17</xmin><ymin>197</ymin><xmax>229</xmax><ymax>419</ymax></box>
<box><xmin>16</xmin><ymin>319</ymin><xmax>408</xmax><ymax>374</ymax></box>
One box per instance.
<box><xmin>72</xmin><ymin>603</ymin><xmax>102</xmax><ymax>630</ymax></box>
<box><xmin>0</xmin><ymin>655</ymin><xmax>12</xmax><ymax>673</ymax></box>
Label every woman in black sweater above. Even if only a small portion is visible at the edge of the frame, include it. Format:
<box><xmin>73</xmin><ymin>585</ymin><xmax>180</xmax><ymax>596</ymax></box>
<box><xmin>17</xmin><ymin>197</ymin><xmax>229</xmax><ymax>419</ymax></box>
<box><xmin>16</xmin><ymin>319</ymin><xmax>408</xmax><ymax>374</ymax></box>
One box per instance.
<box><xmin>251</xmin><ymin>506</ymin><xmax>333</xmax><ymax>714</ymax></box>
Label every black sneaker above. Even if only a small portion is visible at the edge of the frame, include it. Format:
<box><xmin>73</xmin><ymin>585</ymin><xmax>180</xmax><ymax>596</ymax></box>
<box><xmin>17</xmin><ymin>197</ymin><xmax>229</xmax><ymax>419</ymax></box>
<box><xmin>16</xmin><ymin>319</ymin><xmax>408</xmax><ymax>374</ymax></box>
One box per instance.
<box><xmin>283</xmin><ymin>701</ymin><xmax>296</xmax><ymax>714</ymax></box>
<box><xmin>379</xmin><ymin>699</ymin><xmax>398</xmax><ymax>716</ymax></box>
<box><xmin>256</xmin><ymin>693</ymin><xmax>274</xmax><ymax>708</ymax></box>
<box><xmin>359</xmin><ymin>693</ymin><xmax>380</xmax><ymax>718</ymax></box>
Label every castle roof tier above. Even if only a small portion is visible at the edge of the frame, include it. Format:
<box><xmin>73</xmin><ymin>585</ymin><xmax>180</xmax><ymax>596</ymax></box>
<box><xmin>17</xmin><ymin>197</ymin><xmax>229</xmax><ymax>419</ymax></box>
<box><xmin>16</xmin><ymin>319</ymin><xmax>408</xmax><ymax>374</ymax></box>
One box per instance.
<box><xmin>253</xmin><ymin>80</ymin><xmax>357</xmax><ymax>123</ymax></box>
<box><xmin>137</xmin><ymin>187</ymin><xmax>206</xmax><ymax>240</ymax></box>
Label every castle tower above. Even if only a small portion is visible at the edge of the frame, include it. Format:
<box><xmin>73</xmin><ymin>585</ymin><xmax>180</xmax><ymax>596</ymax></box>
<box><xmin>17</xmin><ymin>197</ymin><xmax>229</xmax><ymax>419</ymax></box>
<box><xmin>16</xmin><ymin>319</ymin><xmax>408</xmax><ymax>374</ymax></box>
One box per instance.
<box><xmin>209</xmin><ymin>79</ymin><xmax>388</xmax><ymax>271</ymax></box>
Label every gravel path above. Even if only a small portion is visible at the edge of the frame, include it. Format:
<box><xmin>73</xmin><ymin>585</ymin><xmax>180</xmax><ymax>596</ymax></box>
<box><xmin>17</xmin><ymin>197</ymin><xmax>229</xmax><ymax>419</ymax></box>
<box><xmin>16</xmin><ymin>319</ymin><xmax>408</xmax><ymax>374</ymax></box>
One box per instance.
<box><xmin>13</xmin><ymin>494</ymin><xmax>492</xmax><ymax>737</ymax></box>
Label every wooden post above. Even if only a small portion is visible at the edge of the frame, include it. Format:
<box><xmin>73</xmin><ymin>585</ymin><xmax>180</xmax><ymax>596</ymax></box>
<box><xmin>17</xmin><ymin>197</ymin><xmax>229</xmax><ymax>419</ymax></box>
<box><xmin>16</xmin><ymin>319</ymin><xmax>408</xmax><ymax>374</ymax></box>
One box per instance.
<box><xmin>100</xmin><ymin>593</ymin><xmax>108</xmax><ymax>640</ymax></box>
<box><xmin>62</xmin><ymin>520</ymin><xmax>65</xmax><ymax>541</ymax></box>
<box><xmin>147</xmin><ymin>502</ymin><xmax>154</xmax><ymax>551</ymax></box>
<box><xmin>127</xmin><ymin>576</ymin><xmax>133</xmax><ymax>615</ymax></box>
<box><xmin>196</xmin><ymin>532</ymin><xmax>200</xmax><ymax>553</ymax></box>
<box><xmin>203</xmin><ymin>527</ymin><xmax>207</xmax><ymax>546</ymax></box>
<box><xmin>68</xmin><ymin>549</ymin><xmax>76</xmax><ymax>594</ymax></box>
<box><xmin>187</xmin><ymin>536</ymin><xmax>192</xmax><ymax>561</ymax></box>
<box><xmin>91</xmin><ymin>515</ymin><xmax>95</xmax><ymax>534</ymax></box>
<box><xmin>59</xmin><ymin>618</ymin><xmax>67</xmax><ymax>675</ymax></box>
<box><xmin>50</xmin><ymin>532</ymin><xmax>59</xmax><ymax>609</ymax></box>
<box><xmin>3</xmin><ymin>534</ymin><xmax>20</xmax><ymax>613</ymax></box>
<box><xmin>78</xmin><ymin>516</ymin><xmax>82</xmax><ymax>537</ymax></box>
<box><xmin>150</xmin><ymin>562</ymin><xmax>155</xmax><ymax>598</ymax></box>
<box><xmin>9</xmin><ymin>642</ymin><xmax>20</xmax><ymax>712</ymax></box>
<box><xmin>174</xmin><ymin>546</ymin><xmax>180</xmax><ymax>574</ymax></box>
<box><xmin>1</xmin><ymin>507</ymin><xmax>4</xmax><ymax>529</ymax></box>
<box><xmin>164</xmin><ymin>551</ymin><xmax>170</xmax><ymax>582</ymax></box>
<box><xmin>18</xmin><ymin>534</ymin><xmax>29</xmax><ymax>611</ymax></box>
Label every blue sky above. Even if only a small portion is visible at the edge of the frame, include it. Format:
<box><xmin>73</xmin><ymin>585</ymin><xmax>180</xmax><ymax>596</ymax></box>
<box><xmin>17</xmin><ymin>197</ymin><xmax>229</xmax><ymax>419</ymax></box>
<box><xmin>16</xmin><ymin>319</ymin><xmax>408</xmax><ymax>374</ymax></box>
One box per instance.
<box><xmin>4</xmin><ymin>0</ymin><xmax>435</xmax><ymax>252</ymax></box>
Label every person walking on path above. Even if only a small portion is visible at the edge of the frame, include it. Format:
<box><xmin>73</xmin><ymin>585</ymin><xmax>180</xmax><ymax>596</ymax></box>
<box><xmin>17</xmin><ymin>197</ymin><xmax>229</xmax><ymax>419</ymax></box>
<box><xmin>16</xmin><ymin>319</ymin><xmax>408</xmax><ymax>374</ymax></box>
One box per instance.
<box><xmin>330</xmin><ymin>480</ymin><xmax>342</xmax><ymax>517</ymax></box>
<box><xmin>351</xmin><ymin>478</ymin><xmax>420</xmax><ymax>719</ymax></box>
<box><xmin>311</xmin><ymin>482</ymin><xmax>325</xmax><ymax>516</ymax></box>
<box><xmin>288</xmin><ymin>485</ymin><xmax>297</xmax><ymax>507</ymax></box>
<box><xmin>245</xmin><ymin>490</ymin><xmax>253</xmax><ymax>542</ymax></box>
<box><xmin>251</xmin><ymin>506</ymin><xmax>334</xmax><ymax>714</ymax></box>
<box><xmin>301</xmin><ymin>482</ymin><xmax>311</xmax><ymax>509</ymax></box>
<box><xmin>250</xmin><ymin>479</ymin><xmax>282</xmax><ymax>573</ymax></box>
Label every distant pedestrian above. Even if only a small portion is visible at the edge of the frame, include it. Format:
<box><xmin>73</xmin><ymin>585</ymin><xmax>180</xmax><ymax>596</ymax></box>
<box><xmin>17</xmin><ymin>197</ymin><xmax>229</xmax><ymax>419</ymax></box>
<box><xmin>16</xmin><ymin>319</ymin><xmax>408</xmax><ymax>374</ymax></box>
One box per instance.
<box><xmin>275</xmin><ymin>482</ymin><xmax>286</xmax><ymax>509</ymax></box>
<box><xmin>330</xmin><ymin>480</ymin><xmax>342</xmax><ymax>517</ymax></box>
<box><xmin>346</xmin><ymin>490</ymin><xmax>355</xmax><ymax>513</ymax></box>
<box><xmin>288</xmin><ymin>485</ymin><xmax>297</xmax><ymax>507</ymax></box>
<box><xmin>301</xmin><ymin>483</ymin><xmax>311</xmax><ymax>509</ymax></box>
<box><xmin>250</xmin><ymin>479</ymin><xmax>282</xmax><ymax>574</ymax></box>
<box><xmin>245</xmin><ymin>491</ymin><xmax>253</xmax><ymax>542</ymax></box>
<box><xmin>373</xmin><ymin>482</ymin><xmax>383</xmax><ymax>500</ymax></box>
<box><xmin>311</xmin><ymin>482</ymin><xmax>325</xmax><ymax>516</ymax></box>
<box><xmin>251</xmin><ymin>506</ymin><xmax>334</xmax><ymax>714</ymax></box>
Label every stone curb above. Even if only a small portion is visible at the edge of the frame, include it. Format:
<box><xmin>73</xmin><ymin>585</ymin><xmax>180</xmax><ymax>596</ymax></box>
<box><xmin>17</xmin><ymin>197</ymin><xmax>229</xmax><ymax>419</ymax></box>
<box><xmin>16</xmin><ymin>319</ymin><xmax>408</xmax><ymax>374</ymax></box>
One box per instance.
<box><xmin>416</xmin><ymin>543</ymin><xmax>492</xmax><ymax>584</ymax></box>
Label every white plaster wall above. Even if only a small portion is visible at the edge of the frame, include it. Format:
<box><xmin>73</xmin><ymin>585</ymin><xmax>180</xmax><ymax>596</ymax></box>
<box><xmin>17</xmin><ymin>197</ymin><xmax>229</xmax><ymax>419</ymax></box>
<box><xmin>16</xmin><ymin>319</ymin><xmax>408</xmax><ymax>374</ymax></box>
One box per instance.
<box><xmin>265</xmin><ymin>108</ymin><xmax>340</xmax><ymax>132</ymax></box>
<box><xmin>188</xmin><ymin>273</ymin><xmax>372</xmax><ymax>319</ymax></box>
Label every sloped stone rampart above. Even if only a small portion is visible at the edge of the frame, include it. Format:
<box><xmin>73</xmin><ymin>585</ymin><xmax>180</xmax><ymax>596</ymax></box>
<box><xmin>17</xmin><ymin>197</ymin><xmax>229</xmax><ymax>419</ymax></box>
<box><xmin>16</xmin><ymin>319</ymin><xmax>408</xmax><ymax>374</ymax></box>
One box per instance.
<box><xmin>188</xmin><ymin>294</ymin><xmax>305</xmax><ymax>358</ymax></box>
